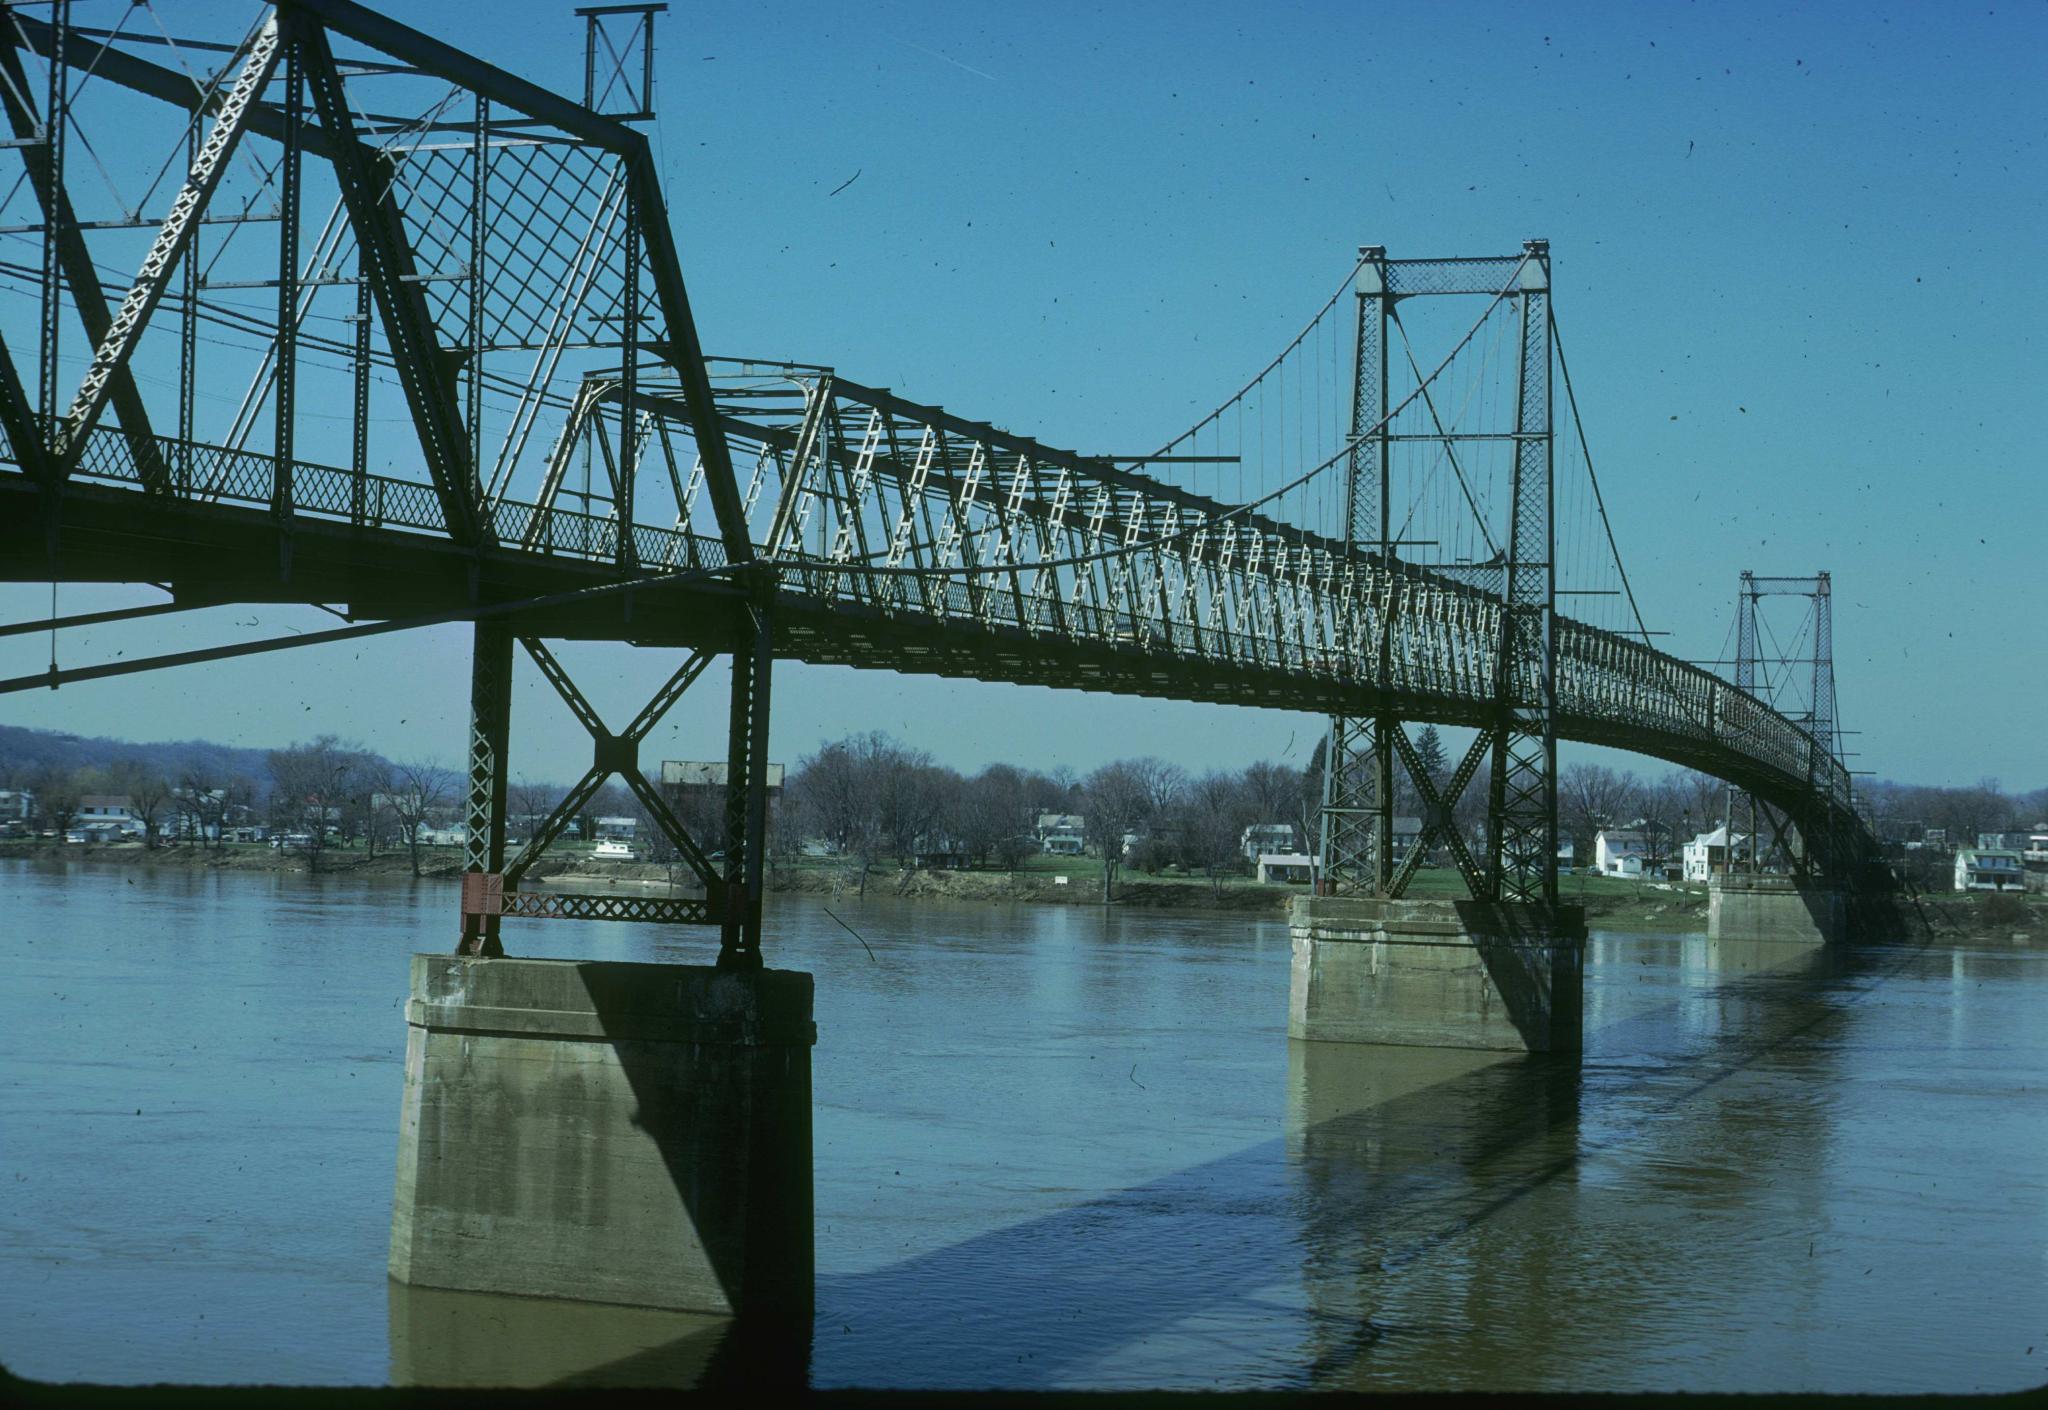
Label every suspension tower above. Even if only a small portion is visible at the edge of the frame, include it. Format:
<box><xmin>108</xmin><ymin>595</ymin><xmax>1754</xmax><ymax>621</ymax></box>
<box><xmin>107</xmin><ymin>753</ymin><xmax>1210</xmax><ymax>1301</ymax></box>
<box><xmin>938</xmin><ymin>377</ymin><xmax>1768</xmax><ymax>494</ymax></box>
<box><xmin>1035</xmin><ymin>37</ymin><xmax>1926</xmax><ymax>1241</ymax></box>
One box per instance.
<box><xmin>1317</xmin><ymin>241</ymin><xmax>1559</xmax><ymax>906</ymax></box>
<box><xmin>1299</xmin><ymin>241</ymin><xmax>1582</xmax><ymax>1055</ymax></box>
<box><xmin>1730</xmin><ymin>570</ymin><xmax>1844</xmax><ymax>876</ymax></box>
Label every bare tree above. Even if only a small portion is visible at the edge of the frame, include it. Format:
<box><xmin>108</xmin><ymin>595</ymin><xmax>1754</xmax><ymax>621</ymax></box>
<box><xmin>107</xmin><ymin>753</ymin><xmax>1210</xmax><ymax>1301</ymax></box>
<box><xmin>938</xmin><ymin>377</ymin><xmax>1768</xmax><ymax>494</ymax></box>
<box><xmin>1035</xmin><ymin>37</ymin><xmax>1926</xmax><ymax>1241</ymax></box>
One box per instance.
<box><xmin>113</xmin><ymin>761</ymin><xmax>173</xmax><ymax>849</ymax></box>
<box><xmin>267</xmin><ymin>735</ymin><xmax>364</xmax><ymax>872</ymax></box>
<box><xmin>1085</xmin><ymin>760</ymin><xmax>1152</xmax><ymax>903</ymax></box>
<box><xmin>1560</xmin><ymin>763</ymin><xmax>1638</xmax><ymax>866</ymax></box>
<box><xmin>509</xmin><ymin>778</ymin><xmax>559</xmax><ymax>841</ymax></box>
<box><xmin>383</xmin><ymin>759</ymin><xmax>454</xmax><ymax>877</ymax></box>
<box><xmin>790</xmin><ymin>732</ymin><xmax>894</xmax><ymax>897</ymax></box>
<box><xmin>959</xmin><ymin>763</ymin><xmax>1032</xmax><ymax>870</ymax></box>
<box><xmin>1182</xmin><ymin>769</ymin><xmax>1253</xmax><ymax>897</ymax></box>
<box><xmin>1634</xmin><ymin>773</ymin><xmax>1686</xmax><ymax>879</ymax></box>
<box><xmin>30</xmin><ymin>764</ymin><xmax>82</xmax><ymax>838</ymax></box>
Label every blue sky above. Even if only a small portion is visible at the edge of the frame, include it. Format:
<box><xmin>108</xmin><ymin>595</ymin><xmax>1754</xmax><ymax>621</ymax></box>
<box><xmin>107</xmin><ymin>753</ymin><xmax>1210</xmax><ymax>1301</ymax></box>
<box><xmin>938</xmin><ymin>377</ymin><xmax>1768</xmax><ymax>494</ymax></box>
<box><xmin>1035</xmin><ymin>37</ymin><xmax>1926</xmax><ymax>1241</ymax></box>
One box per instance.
<box><xmin>2</xmin><ymin>0</ymin><xmax>2042</xmax><ymax>789</ymax></box>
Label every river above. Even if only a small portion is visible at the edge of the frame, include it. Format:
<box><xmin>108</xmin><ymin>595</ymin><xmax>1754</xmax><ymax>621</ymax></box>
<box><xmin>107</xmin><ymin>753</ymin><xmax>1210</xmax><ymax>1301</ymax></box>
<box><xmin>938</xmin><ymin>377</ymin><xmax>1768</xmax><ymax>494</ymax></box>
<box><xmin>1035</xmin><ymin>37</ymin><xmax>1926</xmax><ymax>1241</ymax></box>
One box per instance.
<box><xmin>2</xmin><ymin>860</ymin><xmax>2043</xmax><ymax>1392</ymax></box>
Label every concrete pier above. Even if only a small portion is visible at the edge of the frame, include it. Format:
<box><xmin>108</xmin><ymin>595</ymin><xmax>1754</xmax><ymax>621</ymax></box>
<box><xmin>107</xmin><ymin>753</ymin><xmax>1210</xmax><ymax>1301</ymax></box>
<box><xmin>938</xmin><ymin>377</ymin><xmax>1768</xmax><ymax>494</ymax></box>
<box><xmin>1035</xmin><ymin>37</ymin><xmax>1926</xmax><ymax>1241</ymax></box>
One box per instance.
<box><xmin>1288</xmin><ymin>896</ymin><xmax>1587</xmax><ymax>1052</ymax></box>
<box><xmin>1707</xmin><ymin>874</ymin><xmax>1845</xmax><ymax>944</ymax></box>
<box><xmin>389</xmin><ymin>955</ymin><xmax>815</xmax><ymax>1317</ymax></box>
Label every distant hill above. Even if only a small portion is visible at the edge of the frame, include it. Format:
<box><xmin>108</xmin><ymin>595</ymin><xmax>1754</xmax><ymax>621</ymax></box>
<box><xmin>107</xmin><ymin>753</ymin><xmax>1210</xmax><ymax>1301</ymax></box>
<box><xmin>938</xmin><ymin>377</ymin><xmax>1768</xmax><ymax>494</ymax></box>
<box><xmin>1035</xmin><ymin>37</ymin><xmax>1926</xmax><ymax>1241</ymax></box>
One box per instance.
<box><xmin>0</xmin><ymin>724</ymin><xmax>299</xmax><ymax>788</ymax></box>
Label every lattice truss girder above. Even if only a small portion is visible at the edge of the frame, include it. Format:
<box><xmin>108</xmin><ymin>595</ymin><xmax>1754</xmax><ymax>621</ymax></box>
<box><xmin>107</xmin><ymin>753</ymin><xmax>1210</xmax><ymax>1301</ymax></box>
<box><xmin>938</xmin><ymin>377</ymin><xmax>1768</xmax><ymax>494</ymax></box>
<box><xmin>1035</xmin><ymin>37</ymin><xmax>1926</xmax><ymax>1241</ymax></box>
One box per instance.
<box><xmin>0</xmin><ymin>0</ymin><xmax>746</xmax><ymax>558</ymax></box>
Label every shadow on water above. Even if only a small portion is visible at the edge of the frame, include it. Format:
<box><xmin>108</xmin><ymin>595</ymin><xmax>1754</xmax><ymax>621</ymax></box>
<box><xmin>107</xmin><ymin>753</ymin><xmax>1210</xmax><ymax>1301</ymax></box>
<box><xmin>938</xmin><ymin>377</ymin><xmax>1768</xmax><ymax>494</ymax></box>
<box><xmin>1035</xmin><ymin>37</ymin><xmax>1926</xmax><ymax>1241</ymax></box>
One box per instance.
<box><xmin>388</xmin><ymin>931</ymin><xmax>1928</xmax><ymax>1390</ymax></box>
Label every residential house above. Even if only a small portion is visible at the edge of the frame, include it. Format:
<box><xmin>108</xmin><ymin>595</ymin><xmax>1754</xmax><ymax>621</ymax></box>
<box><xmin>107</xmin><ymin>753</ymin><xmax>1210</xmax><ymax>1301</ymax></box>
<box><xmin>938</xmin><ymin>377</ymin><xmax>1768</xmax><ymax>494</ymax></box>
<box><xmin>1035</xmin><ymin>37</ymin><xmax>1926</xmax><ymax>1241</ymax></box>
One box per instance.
<box><xmin>1955</xmin><ymin>848</ymin><xmax>2025</xmax><ymax>892</ymax></box>
<box><xmin>1682</xmin><ymin>825</ymin><xmax>1749</xmax><ymax>883</ymax></box>
<box><xmin>1041</xmin><ymin>828</ymin><xmax>1085</xmax><ymax>856</ymax></box>
<box><xmin>2027</xmin><ymin>827</ymin><xmax>2048</xmax><ymax>865</ymax></box>
<box><xmin>1595</xmin><ymin>828</ymin><xmax>1647</xmax><ymax>878</ymax></box>
<box><xmin>76</xmin><ymin>795</ymin><xmax>141</xmax><ymax>839</ymax></box>
<box><xmin>1035</xmin><ymin>813</ymin><xmax>1084</xmax><ymax>843</ymax></box>
<box><xmin>594</xmin><ymin>815</ymin><xmax>637</xmax><ymax>841</ymax></box>
<box><xmin>1240</xmin><ymin>822</ymin><xmax>1297</xmax><ymax>862</ymax></box>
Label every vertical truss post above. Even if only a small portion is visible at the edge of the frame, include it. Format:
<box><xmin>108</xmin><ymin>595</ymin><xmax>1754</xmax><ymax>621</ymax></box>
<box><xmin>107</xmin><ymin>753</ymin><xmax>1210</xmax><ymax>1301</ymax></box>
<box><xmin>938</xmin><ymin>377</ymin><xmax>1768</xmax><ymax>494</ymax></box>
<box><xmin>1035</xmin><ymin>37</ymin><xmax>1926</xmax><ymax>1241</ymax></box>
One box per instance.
<box><xmin>459</xmin><ymin>620</ymin><xmax>514</xmax><ymax>956</ymax></box>
<box><xmin>273</xmin><ymin>37</ymin><xmax>302</xmax><ymax>575</ymax></box>
<box><xmin>720</xmin><ymin>578</ymin><xmax>774</xmax><ymax>969</ymax></box>
<box><xmin>1318</xmin><ymin>246</ymin><xmax>1392</xmax><ymax>895</ymax></box>
<box><xmin>36</xmin><ymin>0</ymin><xmax>65</xmax><ymax>436</ymax></box>
<box><xmin>350</xmin><ymin>244</ymin><xmax>370</xmax><ymax>523</ymax></box>
<box><xmin>178</xmin><ymin>122</ymin><xmax>197</xmax><ymax>492</ymax></box>
<box><xmin>468</xmin><ymin>95</ymin><xmax>488</xmax><ymax>508</ymax></box>
<box><xmin>617</xmin><ymin>187</ymin><xmax>640</xmax><ymax>568</ymax></box>
<box><xmin>1485</xmin><ymin>240</ymin><xmax>1557</xmax><ymax>905</ymax></box>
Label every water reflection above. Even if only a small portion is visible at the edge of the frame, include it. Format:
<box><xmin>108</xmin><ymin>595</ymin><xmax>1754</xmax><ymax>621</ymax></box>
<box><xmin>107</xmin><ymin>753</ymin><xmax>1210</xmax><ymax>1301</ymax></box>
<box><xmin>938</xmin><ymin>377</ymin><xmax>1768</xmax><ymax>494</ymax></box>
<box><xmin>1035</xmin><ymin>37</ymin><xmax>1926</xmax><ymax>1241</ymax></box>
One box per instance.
<box><xmin>5</xmin><ymin>863</ymin><xmax>2045</xmax><ymax>1392</ymax></box>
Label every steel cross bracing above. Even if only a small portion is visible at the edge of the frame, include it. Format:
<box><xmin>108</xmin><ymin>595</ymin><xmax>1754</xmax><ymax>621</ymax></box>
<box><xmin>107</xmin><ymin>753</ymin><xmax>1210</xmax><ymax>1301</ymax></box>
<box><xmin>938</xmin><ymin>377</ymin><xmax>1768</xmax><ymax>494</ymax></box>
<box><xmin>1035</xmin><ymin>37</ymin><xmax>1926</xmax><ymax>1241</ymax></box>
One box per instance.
<box><xmin>0</xmin><ymin>4</ymin><xmax>1886</xmax><ymax>963</ymax></box>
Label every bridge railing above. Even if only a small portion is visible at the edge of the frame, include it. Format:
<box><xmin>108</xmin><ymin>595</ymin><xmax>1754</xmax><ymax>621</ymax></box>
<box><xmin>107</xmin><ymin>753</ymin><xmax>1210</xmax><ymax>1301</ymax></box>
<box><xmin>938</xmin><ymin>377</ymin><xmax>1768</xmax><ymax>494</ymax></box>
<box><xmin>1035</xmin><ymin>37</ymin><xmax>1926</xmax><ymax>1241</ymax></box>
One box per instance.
<box><xmin>10</xmin><ymin>421</ymin><xmax>729</xmax><ymax>575</ymax></box>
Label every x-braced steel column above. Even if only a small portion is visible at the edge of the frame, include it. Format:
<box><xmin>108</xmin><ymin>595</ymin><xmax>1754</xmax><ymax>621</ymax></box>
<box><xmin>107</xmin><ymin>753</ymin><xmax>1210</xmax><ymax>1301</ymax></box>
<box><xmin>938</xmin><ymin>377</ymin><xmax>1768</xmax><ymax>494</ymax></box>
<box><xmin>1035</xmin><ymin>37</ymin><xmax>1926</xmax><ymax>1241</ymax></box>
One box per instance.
<box><xmin>458</xmin><ymin>620</ymin><xmax>513</xmax><ymax>955</ymax></box>
<box><xmin>1485</xmin><ymin>241</ymin><xmax>1558</xmax><ymax>905</ymax></box>
<box><xmin>1317</xmin><ymin>246</ymin><xmax>1393</xmax><ymax>895</ymax></box>
<box><xmin>720</xmin><ymin>578</ymin><xmax>774</xmax><ymax>968</ymax></box>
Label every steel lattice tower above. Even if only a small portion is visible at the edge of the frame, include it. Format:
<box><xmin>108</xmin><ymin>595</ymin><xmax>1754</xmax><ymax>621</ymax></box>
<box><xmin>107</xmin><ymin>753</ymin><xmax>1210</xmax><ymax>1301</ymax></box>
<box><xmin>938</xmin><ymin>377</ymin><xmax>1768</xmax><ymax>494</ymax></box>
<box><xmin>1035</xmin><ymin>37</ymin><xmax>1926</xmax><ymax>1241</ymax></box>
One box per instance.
<box><xmin>1318</xmin><ymin>241</ymin><xmax>1557</xmax><ymax>905</ymax></box>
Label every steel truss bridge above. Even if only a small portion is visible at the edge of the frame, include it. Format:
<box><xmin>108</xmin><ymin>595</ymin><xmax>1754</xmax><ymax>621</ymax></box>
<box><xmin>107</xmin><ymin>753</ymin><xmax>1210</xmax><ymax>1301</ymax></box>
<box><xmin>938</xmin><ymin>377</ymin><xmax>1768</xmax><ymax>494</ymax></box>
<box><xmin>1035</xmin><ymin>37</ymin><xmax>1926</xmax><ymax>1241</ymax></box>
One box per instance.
<box><xmin>0</xmin><ymin>0</ymin><xmax>1885</xmax><ymax>964</ymax></box>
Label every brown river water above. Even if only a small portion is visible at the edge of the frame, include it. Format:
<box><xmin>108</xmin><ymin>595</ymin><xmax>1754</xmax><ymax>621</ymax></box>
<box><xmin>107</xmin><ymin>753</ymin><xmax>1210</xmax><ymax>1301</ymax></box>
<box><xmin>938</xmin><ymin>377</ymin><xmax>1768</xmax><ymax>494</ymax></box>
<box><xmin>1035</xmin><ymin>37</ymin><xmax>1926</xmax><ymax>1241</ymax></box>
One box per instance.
<box><xmin>2</xmin><ymin>859</ymin><xmax>2043</xmax><ymax>1392</ymax></box>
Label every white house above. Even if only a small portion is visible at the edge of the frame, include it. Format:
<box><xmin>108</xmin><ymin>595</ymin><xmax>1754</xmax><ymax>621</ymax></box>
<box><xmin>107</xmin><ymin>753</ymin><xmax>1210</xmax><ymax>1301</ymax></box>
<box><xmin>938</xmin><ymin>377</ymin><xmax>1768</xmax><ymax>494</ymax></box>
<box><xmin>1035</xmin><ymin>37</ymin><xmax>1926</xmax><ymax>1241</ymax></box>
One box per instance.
<box><xmin>1041</xmin><ymin>828</ymin><xmax>1085</xmax><ymax>856</ymax></box>
<box><xmin>1035</xmin><ymin>812</ymin><xmax>1084</xmax><ymax>842</ymax></box>
<box><xmin>1241</xmin><ymin>822</ymin><xmax>1296</xmax><ymax>861</ymax></box>
<box><xmin>76</xmin><ymin>794</ymin><xmax>142</xmax><ymax>839</ymax></box>
<box><xmin>1682</xmin><ymin>825</ymin><xmax>1749</xmax><ymax>883</ymax></box>
<box><xmin>1955</xmin><ymin>848</ymin><xmax>2025</xmax><ymax>892</ymax></box>
<box><xmin>594</xmin><ymin>815</ymin><xmax>637</xmax><ymax>841</ymax></box>
<box><xmin>1595</xmin><ymin>828</ymin><xmax>1647</xmax><ymax>878</ymax></box>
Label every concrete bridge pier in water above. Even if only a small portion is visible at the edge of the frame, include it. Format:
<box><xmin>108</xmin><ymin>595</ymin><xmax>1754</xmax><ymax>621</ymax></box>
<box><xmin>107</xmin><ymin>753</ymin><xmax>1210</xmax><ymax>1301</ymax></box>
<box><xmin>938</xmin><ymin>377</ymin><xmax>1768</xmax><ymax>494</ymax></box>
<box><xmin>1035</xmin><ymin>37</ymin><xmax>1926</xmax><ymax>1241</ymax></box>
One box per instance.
<box><xmin>1707</xmin><ymin>874</ymin><xmax>1847</xmax><ymax>946</ymax></box>
<box><xmin>1288</xmin><ymin>897</ymin><xmax>1588</xmax><ymax>1053</ymax></box>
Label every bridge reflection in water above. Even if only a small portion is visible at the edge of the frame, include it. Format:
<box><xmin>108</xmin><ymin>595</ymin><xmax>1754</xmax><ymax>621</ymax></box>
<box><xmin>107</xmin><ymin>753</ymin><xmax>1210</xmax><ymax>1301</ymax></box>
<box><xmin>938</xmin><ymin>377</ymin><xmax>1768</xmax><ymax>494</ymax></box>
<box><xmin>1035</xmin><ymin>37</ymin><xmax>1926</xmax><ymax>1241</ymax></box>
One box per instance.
<box><xmin>378</xmin><ymin>934</ymin><xmax>1983</xmax><ymax>1394</ymax></box>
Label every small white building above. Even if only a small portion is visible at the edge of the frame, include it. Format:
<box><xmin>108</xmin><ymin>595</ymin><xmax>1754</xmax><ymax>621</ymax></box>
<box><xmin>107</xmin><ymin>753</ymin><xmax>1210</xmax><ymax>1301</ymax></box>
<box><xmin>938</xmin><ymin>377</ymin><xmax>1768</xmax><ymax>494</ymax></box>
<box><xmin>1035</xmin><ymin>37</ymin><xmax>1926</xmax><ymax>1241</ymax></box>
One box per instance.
<box><xmin>1241</xmin><ymin>822</ymin><xmax>1297</xmax><ymax>861</ymax></box>
<box><xmin>1041</xmin><ymin>829</ymin><xmax>1085</xmax><ymax>856</ymax></box>
<box><xmin>1682</xmin><ymin>825</ymin><xmax>1749</xmax><ymax>883</ymax></box>
<box><xmin>594</xmin><ymin>815</ymin><xmax>637</xmax><ymax>841</ymax></box>
<box><xmin>1595</xmin><ymin>828</ymin><xmax>1648</xmax><ymax>878</ymax></box>
<box><xmin>76</xmin><ymin>795</ymin><xmax>142</xmax><ymax>839</ymax></box>
<box><xmin>1035</xmin><ymin>812</ymin><xmax>1084</xmax><ymax>842</ymax></box>
<box><xmin>1257</xmin><ymin>852</ymin><xmax>1315</xmax><ymax>885</ymax></box>
<box><xmin>1955</xmin><ymin>848</ymin><xmax>2025</xmax><ymax>892</ymax></box>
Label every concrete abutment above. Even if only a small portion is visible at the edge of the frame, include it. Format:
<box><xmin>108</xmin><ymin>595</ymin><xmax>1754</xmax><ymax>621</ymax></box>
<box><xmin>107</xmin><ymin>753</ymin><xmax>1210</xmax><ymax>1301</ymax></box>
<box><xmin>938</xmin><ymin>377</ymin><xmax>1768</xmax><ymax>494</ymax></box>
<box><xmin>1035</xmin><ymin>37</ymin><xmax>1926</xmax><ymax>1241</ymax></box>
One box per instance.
<box><xmin>389</xmin><ymin>955</ymin><xmax>815</xmax><ymax>1318</ymax></box>
<box><xmin>1288</xmin><ymin>895</ymin><xmax>1587</xmax><ymax>1052</ymax></box>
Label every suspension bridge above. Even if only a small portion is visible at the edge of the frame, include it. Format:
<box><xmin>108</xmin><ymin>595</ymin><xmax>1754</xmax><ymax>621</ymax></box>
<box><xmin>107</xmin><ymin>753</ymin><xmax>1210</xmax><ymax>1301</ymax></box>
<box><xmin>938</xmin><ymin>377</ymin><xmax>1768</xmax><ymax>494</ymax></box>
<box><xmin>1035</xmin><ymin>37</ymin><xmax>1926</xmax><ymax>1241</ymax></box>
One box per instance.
<box><xmin>0</xmin><ymin>0</ymin><xmax>1883</xmax><ymax>964</ymax></box>
<box><xmin>0</xmin><ymin>0</ymin><xmax>1901</xmax><ymax>1322</ymax></box>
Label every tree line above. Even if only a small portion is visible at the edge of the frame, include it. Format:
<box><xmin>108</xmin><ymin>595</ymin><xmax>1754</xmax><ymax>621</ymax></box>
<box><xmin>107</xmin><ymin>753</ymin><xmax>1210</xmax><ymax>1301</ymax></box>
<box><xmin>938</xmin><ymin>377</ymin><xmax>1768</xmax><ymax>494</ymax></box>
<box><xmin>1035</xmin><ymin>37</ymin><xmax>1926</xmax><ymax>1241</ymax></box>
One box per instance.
<box><xmin>6</xmin><ymin>722</ymin><xmax>2041</xmax><ymax>889</ymax></box>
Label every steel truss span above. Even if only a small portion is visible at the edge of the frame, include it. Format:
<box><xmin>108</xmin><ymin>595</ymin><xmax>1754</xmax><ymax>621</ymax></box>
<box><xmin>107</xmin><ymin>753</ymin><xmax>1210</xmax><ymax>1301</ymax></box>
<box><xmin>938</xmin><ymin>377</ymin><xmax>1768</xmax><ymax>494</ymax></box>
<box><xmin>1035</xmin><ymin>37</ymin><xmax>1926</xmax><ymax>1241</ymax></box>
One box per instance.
<box><xmin>0</xmin><ymin>1</ymin><xmax>1885</xmax><ymax>953</ymax></box>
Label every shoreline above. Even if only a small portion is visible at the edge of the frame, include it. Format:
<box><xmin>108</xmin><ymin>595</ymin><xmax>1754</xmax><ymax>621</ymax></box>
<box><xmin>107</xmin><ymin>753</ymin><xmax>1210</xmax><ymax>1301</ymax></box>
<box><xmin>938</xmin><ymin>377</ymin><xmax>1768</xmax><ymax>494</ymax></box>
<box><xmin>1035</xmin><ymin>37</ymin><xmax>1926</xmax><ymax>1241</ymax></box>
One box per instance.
<box><xmin>4</xmin><ymin>841</ymin><xmax>2041</xmax><ymax>939</ymax></box>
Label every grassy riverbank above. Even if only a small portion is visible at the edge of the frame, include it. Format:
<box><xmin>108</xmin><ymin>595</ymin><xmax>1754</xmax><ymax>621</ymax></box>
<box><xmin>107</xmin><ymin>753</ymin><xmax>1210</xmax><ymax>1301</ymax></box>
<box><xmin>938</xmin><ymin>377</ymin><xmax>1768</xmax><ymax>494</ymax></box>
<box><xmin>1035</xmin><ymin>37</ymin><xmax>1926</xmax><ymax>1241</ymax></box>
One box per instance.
<box><xmin>8</xmin><ymin>838</ymin><xmax>2041</xmax><ymax>938</ymax></box>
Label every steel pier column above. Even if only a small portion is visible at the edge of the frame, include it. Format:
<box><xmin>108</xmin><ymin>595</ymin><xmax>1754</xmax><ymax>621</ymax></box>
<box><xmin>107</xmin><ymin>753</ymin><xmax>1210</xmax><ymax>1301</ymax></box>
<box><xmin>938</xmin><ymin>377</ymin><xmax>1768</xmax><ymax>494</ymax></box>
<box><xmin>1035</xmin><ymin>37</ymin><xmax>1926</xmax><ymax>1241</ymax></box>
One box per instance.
<box><xmin>720</xmin><ymin>585</ymin><xmax>773</xmax><ymax>968</ymax></box>
<box><xmin>458</xmin><ymin>619</ymin><xmax>513</xmax><ymax>956</ymax></box>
